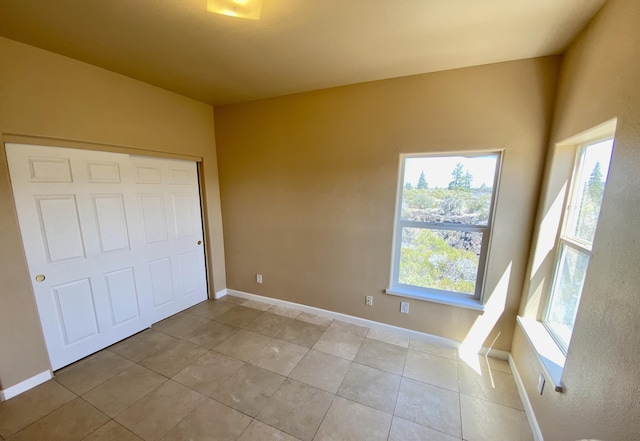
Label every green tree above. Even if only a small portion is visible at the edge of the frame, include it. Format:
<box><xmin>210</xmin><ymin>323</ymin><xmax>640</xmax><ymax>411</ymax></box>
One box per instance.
<box><xmin>462</xmin><ymin>171</ymin><xmax>473</xmax><ymax>189</ymax></box>
<box><xmin>417</xmin><ymin>171</ymin><xmax>428</xmax><ymax>189</ymax></box>
<box><xmin>399</xmin><ymin>229</ymin><xmax>477</xmax><ymax>294</ymax></box>
<box><xmin>448</xmin><ymin>163</ymin><xmax>472</xmax><ymax>191</ymax></box>
<box><xmin>576</xmin><ymin>161</ymin><xmax>605</xmax><ymax>241</ymax></box>
<box><xmin>404</xmin><ymin>182</ymin><xmax>413</xmax><ymax>190</ymax></box>
<box><xmin>587</xmin><ymin>161</ymin><xmax>604</xmax><ymax>202</ymax></box>
<box><xmin>403</xmin><ymin>189</ymin><xmax>434</xmax><ymax>211</ymax></box>
<box><xmin>448</xmin><ymin>163</ymin><xmax>464</xmax><ymax>189</ymax></box>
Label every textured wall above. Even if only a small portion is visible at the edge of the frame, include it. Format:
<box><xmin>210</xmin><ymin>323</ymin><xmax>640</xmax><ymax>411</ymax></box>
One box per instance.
<box><xmin>513</xmin><ymin>0</ymin><xmax>640</xmax><ymax>439</ymax></box>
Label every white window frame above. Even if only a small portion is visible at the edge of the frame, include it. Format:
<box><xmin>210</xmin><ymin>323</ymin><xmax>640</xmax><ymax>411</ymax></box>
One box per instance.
<box><xmin>543</xmin><ymin>137</ymin><xmax>613</xmax><ymax>353</ymax></box>
<box><xmin>386</xmin><ymin>151</ymin><xmax>502</xmax><ymax>309</ymax></box>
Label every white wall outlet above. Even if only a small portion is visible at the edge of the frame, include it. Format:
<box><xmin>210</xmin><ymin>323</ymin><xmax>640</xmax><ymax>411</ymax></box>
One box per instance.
<box><xmin>400</xmin><ymin>302</ymin><xmax>409</xmax><ymax>314</ymax></box>
<box><xmin>537</xmin><ymin>373</ymin><xmax>545</xmax><ymax>395</ymax></box>
<box><xmin>256</xmin><ymin>274</ymin><xmax>263</xmax><ymax>284</ymax></box>
<box><xmin>365</xmin><ymin>295</ymin><xmax>373</xmax><ymax>306</ymax></box>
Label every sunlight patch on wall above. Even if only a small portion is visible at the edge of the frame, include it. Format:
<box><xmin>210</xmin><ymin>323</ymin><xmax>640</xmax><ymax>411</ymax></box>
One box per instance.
<box><xmin>459</xmin><ymin>262</ymin><xmax>512</xmax><ymax>373</ymax></box>
<box><xmin>531</xmin><ymin>184</ymin><xmax>567</xmax><ymax>275</ymax></box>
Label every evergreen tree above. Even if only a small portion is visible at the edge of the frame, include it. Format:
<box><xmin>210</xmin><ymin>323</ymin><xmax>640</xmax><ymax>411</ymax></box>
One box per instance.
<box><xmin>417</xmin><ymin>171</ymin><xmax>428</xmax><ymax>189</ymax></box>
<box><xmin>448</xmin><ymin>163</ymin><xmax>472</xmax><ymax>190</ymax></box>
<box><xmin>576</xmin><ymin>161</ymin><xmax>605</xmax><ymax>241</ymax></box>
<box><xmin>462</xmin><ymin>171</ymin><xmax>473</xmax><ymax>189</ymax></box>
<box><xmin>587</xmin><ymin>161</ymin><xmax>604</xmax><ymax>202</ymax></box>
<box><xmin>448</xmin><ymin>163</ymin><xmax>464</xmax><ymax>189</ymax></box>
<box><xmin>404</xmin><ymin>182</ymin><xmax>413</xmax><ymax>190</ymax></box>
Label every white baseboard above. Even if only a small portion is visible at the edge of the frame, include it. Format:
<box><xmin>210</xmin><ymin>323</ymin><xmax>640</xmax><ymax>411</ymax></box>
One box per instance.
<box><xmin>0</xmin><ymin>370</ymin><xmax>52</xmax><ymax>401</ymax></box>
<box><xmin>213</xmin><ymin>288</ymin><xmax>228</xmax><ymax>300</ymax></box>
<box><xmin>509</xmin><ymin>354</ymin><xmax>544</xmax><ymax>441</ymax></box>
<box><xmin>226</xmin><ymin>289</ymin><xmax>509</xmax><ymax>360</ymax></box>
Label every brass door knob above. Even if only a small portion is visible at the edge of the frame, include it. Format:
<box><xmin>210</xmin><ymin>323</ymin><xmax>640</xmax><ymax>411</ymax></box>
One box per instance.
<box><xmin>197</xmin><ymin>241</ymin><xmax>202</xmax><ymax>245</ymax></box>
<box><xmin>35</xmin><ymin>274</ymin><xmax>46</xmax><ymax>282</ymax></box>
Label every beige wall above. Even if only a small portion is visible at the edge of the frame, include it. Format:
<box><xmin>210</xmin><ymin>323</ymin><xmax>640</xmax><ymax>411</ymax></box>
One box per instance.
<box><xmin>513</xmin><ymin>0</ymin><xmax>640</xmax><ymax>439</ymax></box>
<box><xmin>214</xmin><ymin>57</ymin><xmax>560</xmax><ymax>352</ymax></box>
<box><xmin>0</xmin><ymin>37</ymin><xmax>225</xmax><ymax>390</ymax></box>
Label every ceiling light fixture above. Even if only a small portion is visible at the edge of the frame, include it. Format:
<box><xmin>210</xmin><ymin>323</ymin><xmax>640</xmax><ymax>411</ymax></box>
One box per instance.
<box><xmin>206</xmin><ymin>0</ymin><xmax>263</xmax><ymax>20</ymax></box>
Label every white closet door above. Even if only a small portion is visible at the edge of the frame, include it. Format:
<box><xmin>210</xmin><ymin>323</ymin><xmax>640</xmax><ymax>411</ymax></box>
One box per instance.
<box><xmin>130</xmin><ymin>155</ymin><xmax>207</xmax><ymax>323</ymax></box>
<box><xmin>6</xmin><ymin>144</ymin><xmax>207</xmax><ymax>370</ymax></box>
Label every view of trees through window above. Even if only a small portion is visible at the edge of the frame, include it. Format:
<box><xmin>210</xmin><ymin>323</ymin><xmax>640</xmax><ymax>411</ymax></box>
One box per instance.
<box><xmin>396</xmin><ymin>154</ymin><xmax>499</xmax><ymax>296</ymax></box>
<box><xmin>545</xmin><ymin>139</ymin><xmax>613</xmax><ymax>350</ymax></box>
<box><xmin>571</xmin><ymin>157</ymin><xmax>607</xmax><ymax>243</ymax></box>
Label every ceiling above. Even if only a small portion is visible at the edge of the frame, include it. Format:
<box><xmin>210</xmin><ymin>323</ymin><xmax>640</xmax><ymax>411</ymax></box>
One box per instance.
<box><xmin>0</xmin><ymin>0</ymin><xmax>606</xmax><ymax>106</ymax></box>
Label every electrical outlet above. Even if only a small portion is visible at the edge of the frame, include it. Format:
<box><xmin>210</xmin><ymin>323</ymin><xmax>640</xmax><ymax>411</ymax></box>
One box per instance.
<box><xmin>365</xmin><ymin>295</ymin><xmax>373</xmax><ymax>306</ymax></box>
<box><xmin>256</xmin><ymin>274</ymin><xmax>262</xmax><ymax>284</ymax></box>
<box><xmin>537</xmin><ymin>373</ymin><xmax>545</xmax><ymax>395</ymax></box>
<box><xmin>400</xmin><ymin>302</ymin><xmax>409</xmax><ymax>314</ymax></box>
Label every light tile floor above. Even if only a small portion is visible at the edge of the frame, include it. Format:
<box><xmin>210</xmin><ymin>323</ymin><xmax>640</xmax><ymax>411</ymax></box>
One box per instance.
<box><xmin>0</xmin><ymin>296</ymin><xmax>534</xmax><ymax>441</ymax></box>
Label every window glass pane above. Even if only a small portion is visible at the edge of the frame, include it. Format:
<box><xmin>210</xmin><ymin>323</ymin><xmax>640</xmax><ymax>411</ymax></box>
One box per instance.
<box><xmin>399</xmin><ymin>227</ymin><xmax>482</xmax><ymax>295</ymax></box>
<box><xmin>567</xmin><ymin>139</ymin><xmax>613</xmax><ymax>244</ymax></box>
<box><xmin>401</xmin><ymin>155</ymin><xmax>497</xmax><ymax>225</ymax></box>
<box><xmin>546</xmin><ymin>244</ymin><xmax>590</xmax><ymax>348</ymax></box>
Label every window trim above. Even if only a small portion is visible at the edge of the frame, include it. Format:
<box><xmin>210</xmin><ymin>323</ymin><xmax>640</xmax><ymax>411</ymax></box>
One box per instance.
<box><xmin>516</xmin><ymin>119</ymin><xmax>617</xmax><ymax>393</ymax></box>
<box><xmin>542</xmin><ymin>137</ymin><xmax>613</xmax><ymax>354</ymax></box>
<box><xmin>387</xmin><ymin>150</ymin><xmax>503</xmax><ymax>307</ymax></box>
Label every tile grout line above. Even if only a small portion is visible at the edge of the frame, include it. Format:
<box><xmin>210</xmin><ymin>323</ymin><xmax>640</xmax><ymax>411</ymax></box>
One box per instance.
<box><xmin>108</xmin><ymin>332</ymin><xmax>175</xmax><ymax>365</ymax></box>
<box><xmin>4</xmin><ymin>394</ymin><xmax>100</xmax><ymax>441</ymax></box>
<box><xmin>388</xmin><ymin>342</ymin><xmax>410</xmax><ymax>437</ymax></box>
<box><xmin>75</xmin><ymin>396</ymin><xmax>112</xmax><ymax>440</ymax></box>
<box><xmin>458</xmin><ymin>390</ymin><xmax>528</xmax><ymax>412</ymax></box>
<box><xmin>457</xmin><ymin>352</ymin><xmax>465</xmax><ymax>440</ymax></box>
<box><xmin>2</xmin><ymin>378</ymin><xmax>82</xmax><ymax>439</ymax></box>
<box><xmin>310</xmin><ymin>392</ymin><xmax>336</xmax><ymax>441</ymax></box>
<box><xmin>191</xmin><ymin>308</ymin><xmax>323</xmax><ymax>437</ymax></box>
<box><xmin>391</xmin><ymin>346</ymin><xmax>467</xmax><ymax>440</ymax></box>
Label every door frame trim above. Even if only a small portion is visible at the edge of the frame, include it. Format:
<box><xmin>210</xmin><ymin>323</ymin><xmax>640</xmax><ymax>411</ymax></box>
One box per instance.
<box><xmin>3</xmin><ymin>134</ymin><xmax>219</xmax><ymax>300</ymax></box>
<box><xmin>3</xmin><ymin>133</ymin><xmax>203</xmax><ymax>163</ymax></box>
<box><xmin>3</xmin><ymin>140</ymin><xmax>213</xmax><ymax>369</ymax></box>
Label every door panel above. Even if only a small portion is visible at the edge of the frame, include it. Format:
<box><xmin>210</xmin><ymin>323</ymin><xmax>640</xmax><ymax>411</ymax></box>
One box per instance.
<box><xmin>53</xmin><ymin>278</ymin><xmax>99</xmax><ymax>344</ymax></box>
<box><xmin>140</xmin><ymin>194</ymin><xmax>168</xmax><ymax>244</ymax></box>
<box><xmin>173</xmin><ymin>194</ymin><xmax>195</xmax><ymax>238</ymax></box>
<box><xmin>104</xmin><ymin>267</ymin><xmax>140</xmax><ymax>325</ymax></box>
<box><xmin>28</xmin><ymin>157</ymin><xmax>73</xmax><ymax>182</ymax></box>
<box><xmin>92</xmin><ymin>195</ymin><xmax>130</xmax><ymax>254</ymax></box>
<box><xmin>6</xmin><ymin>144</ymin><xmax>207</xmax><ymax>370</ymax></box>
<box><xmin>37</xmin><ymin>195</ymin><xmax>86</xmax><ymax>263</ymax></box>
<box><xmin>87</xmin><ymin>161</ymin><xmax>121</xmax><ymax>183</ymax></box>
<box><xmin>179</xmin><ymin>251</ymin><xmax>202</xmax><ymax>295</ymax></box>
<box><xmin>169</xmin><ymin>168</ymin><xmax>190</xmax><ymax>184</ymax></box>
<box><xmin>136</xmin><ymin>165</ymin><xmax>162</xmax><ymax>184</ymax></box>
<box><xmin>148</xmin><ymin>258</ymin><xmax>174</xmax><ymax>307</ymax></box>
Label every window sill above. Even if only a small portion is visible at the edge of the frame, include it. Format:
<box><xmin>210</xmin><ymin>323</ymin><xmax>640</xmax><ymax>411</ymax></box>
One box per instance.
<box><xmin>516</xmin><ymin>316</ymin><xmax>565</xmax><ymax>392</ymax></box>
<box><xmin>385</xmin><ymin>287</ymin><xmax>485</xmax><ymax>311</ymax></box>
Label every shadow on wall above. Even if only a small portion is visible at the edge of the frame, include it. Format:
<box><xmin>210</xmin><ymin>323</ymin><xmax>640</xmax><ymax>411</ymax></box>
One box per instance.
<box><xmin>459</xmin><ymin>262</ymin><xmax>512</xmax><ymax>373</ymax></box>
